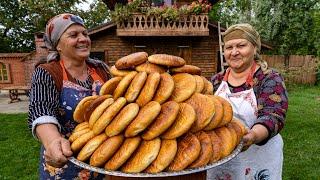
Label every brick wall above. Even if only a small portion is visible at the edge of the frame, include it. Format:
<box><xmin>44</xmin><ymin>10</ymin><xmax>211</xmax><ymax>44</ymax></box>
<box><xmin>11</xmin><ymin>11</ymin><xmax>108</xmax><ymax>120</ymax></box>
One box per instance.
<box><xmin>0</xmin><ymin>54</ymin><xmax>28</xmax><ymax>89</ymax></box>
<box><xmin>23</xmin><ymin>33</ymin><xmax>48</xmax><ymax>86</ymax></box>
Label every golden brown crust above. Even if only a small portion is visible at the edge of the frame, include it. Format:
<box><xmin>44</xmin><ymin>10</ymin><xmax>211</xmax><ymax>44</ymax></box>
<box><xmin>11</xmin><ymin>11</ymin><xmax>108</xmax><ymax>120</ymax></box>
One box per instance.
<box><xmin>170</xmin><ymin>65</ymin><xmax>201</xmax><ymax>75</ymax></box>
<box><xmin>84</xmin><ymin>95</ymin><xmax>112</xmax><ymax>121</ymax></box>
<box><xmin>115</xmin><ymin>52</ymin><xmax>148</xmax><ymax>70</ymax></box>
<box><xmin>135</xmin><ymin>62</ymin><xmax>167</xmax><ymax>74</ymax></box>
<box><xmin>206</xmin><ymin>130</ymin><xmax>222</xmax><ymax>163</ymax></box>
<box><xmin>215</xmin><ymin>96</ymin><xmax>233</xmax><ymax>127</ymax></box>
<box><xmin>204</xmin><ymin>95</ymin><xmax>224</xmax><ymax>131</ymax></box>
<box><xmin>215</xmin><ymin>127</ymin><xmax>234</xmax><ymax>158</ymax></box>
<box><xmin>113</xmin><ymin>71</ymin><xmax>138</xmax><ymax>100</ymax></box>
<box><xmin>226</xmin><ymin>125</ymin><xmax>238</xmax><ymax>151</ymax></box>
<box><xmin>90</xmin><ymin>134</ymin><xmax>124</xmax><ymax>167</ymax></box>
<box><xmin>227</xmin><ymin>122</ymin><xmax>242</xmax><ymax>145</ymax></box>
<box><xmin>104</xmin><ymin>136</ymin><xmax>142</xmax><ymax>171</ymax></box>
<box><xmin>92</xmin><ymin>97</ymin><xmax>127</xmax><ymax>135</ymax></box>
<box><xmin>125</xmin><ymin>101</ymin><xmax>161</xmax><ymax>137</ymax></box>
<box><xmin>189</xmin><ymin>131</ymin><xmax>213</xmax><ymax>168</ymax></box>
<box><xmin>110</xmin><ymin>65</ymin><xmax>133</xmax><ymax>77</ymax></box>
<box><xmin>203</xmin><ymin>78</ymin><xmax>214</xmax><ymax>95</ymax></box>
<box><xmin>169</xmin><ymin>73</ymin><xmax>196</xmax><ymax>103</ymax></box>
<box><xmin>69</xmin><ymin>128</ymin><xmax>90</xmax><ymax>143</ymax></box>
<box><xmin>153</xmin><ymin>73</ymin><xmax>175</xmax><ymax>104</ymax></box>
<box><xmin>99</xmin><ymin>77</ymin><xmax>122</xmax><ymax>95</ymax></box>
<box><xmin>194</xmin><ymin>75</ymin><xmax>205</xmax><ymax>93</ymax></box>
<box><xmin>71</xmin><ymin>130</ymin><xmax>95</xmax><ymax>153</ymax></box>
<box><xmin>73</xmin><ymin>95</ymin><xmax>99</xmax><ymax>123</ymax></box>
<box><xmin>73</xmin><ymin>122</ymin><xmax>89</xmax><ymax>132</ymax></box>
<box><xmin>136</xmin><ymin>72</ymin><xmax>161</xmax><ymax>107</ymax></box>
<box><xmin>148</xmin><ymin>54</ymin><xmax>186</xmax><ymax>67</ymax></box>
<box><xmin>88</xmin><ymin>98</ymin><xmax>114</xmax><ymax>129</ymax></box>
<box><xmin>142</xmin><ymin>101</ymin><xmax>180</xmax><ymax>140</ymax></box>
<box><xmin>144</xmin><ymin>139</ymin><xmax>177</xmax><ymax>173</ymax></box>
<box><xmin>231</xmin><ymin>117</ymin><xmax>248</xmax><ymax>135</ymax></box>
<box><xmin>105</xmin><ymin>103</ymin><xmax>139</xmax><ymax>137</ymax></box>
<box><xmin>77</xmin><ymin>133</ymin><xmax>107</xmax><ymax>161</ymax></box>
<box><xmin>121</xmin><ymin>138</ymin><xmax>161</xmax><ymax>173</ymax></box>
<box><xmin>125</xmin><ymin>72</ymin><xmax>147</xmax><ymax>102</ymax></box>
<box><xmin>168</xmin><ymin>133</ymin><xmax>201</xmax><ymax>171</ymax></box>
<box><xmin>161</xmin><ymin>103</ymin><xmax>196</xmax><ymax>139</ymax></box>
<box><xmin>185</xmin><ymin>93</ymin><xmax>216</xmax><ymax>133</ymax></box>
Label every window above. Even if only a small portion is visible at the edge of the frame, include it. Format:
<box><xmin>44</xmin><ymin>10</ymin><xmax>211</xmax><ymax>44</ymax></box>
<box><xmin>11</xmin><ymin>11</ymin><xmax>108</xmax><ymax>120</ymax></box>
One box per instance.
<box><xmin>0</xmin><ymin>62</ymin><xmax>11</xmax><ymax>83</ymax></box>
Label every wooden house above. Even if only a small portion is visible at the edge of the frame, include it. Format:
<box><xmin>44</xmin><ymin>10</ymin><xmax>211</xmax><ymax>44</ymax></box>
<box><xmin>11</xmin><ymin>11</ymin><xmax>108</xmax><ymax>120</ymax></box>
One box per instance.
<box><xmin>88</xmin><ymin>22</ymin><xmax>272</xmax><ymax>78</ymax></box>
<box><xmin>89</xmin><ymin>0</ymin><xmax>272</xmax><ymax>78</ymax></box>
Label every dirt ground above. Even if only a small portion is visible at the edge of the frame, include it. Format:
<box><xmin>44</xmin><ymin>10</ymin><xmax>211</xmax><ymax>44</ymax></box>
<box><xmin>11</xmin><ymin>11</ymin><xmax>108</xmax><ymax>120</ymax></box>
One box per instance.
<box><xmin>0</xmin><ymin>90</ymin><xmax>29</xmax><ymax>114</ymax></box>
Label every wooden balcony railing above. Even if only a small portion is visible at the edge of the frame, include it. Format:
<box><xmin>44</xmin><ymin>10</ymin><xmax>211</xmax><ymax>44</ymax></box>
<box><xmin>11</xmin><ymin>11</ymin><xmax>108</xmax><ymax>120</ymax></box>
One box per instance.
<box><xmin>116</xmin><ymin>13</ymin><xmax>209</xmax><ymax>36</ymax></box>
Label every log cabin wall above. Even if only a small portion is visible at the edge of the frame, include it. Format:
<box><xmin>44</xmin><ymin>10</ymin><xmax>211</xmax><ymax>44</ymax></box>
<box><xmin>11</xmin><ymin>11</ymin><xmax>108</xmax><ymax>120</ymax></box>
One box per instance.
<box><xmin>90</xmin><ymin>25</ymin><xmax>220</xmax><ymax>79</ymax></box>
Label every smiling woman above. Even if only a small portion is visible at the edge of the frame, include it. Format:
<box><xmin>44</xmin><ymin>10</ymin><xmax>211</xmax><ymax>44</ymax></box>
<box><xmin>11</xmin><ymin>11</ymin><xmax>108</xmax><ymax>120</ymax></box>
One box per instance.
<box><xmin>208</xmin><ymin>23</ymin><xmax>288</xmax><ymax>179</ymax></box>
<box><xmin>27</xmin><ymin>13</ymin><xmax>112</xmax><ymax>179</ymax></box>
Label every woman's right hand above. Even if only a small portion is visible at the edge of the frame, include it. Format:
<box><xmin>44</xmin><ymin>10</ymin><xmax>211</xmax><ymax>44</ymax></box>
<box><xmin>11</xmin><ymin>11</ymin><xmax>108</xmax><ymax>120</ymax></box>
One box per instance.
<box><xmin>44</xmin><ymin>136</ymin><xmax>73</xmax><ymax>167</ymax></box>
<box><xmin>36</xmin><ymin>124</ymin><xmax>73</xmax><ymax>168</ymax></box>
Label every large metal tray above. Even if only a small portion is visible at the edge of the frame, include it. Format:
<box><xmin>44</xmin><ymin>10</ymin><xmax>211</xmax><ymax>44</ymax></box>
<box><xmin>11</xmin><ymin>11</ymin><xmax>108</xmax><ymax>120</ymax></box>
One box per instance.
<box><xmin>69</xmin><ymin>140</ymin><xmax>243</xmax><ymax>177</ymax></box>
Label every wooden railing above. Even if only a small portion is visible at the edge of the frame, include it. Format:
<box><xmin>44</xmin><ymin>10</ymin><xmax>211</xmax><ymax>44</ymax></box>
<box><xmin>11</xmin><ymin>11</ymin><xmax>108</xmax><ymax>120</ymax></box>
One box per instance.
<box><xmin>116</xmin><ymin>13</ymin><xmax>209</xmax><ymax>36</ymax></box>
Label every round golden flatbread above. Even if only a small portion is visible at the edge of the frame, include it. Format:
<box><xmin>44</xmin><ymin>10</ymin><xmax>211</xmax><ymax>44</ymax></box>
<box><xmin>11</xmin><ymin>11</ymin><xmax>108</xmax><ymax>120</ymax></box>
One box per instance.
<box><xmin>135</xmin><ymin>62</ymin><xmax>167</xmax><ymax>74</ymax></box>
<box><xmin>115</xmin><ymin>52</ymin><xmax>148</xmax><ymax>69</ymax></box>
<box><xmin>99</xmin><ymin>77</ymin><xmax>122</xmax><ymax>95</ymax></box>
<box><xmin>153</xmin><ymin>73</ymin><xmax>175</xmax><ymax>104</ymax></box>
<box><xmin>148</xmin><ymin>54</ymin><xmax>185</xmax><ymax>67</ymax></box>
<box><xmin>169</xmin><ymin>73</ymin><xmax>196</xmax><ymax>103</ymax></box>
<box><xmin>170</xmin><ymin>65</ymin><xmax>201</xmax><ymax>75</ymax></box>
<box><xmin>185</xmin><ymin>93</ymin><xmax>216</xmax><ymax>132</ymax></box>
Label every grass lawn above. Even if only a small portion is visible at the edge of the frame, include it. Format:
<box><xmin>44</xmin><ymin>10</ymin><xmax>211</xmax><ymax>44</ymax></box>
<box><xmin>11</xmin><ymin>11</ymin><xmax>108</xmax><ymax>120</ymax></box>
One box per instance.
<box><xmin>0</xmin><ymin>85</ymin><xmax>319</xmax><ymax>179</ymax></box>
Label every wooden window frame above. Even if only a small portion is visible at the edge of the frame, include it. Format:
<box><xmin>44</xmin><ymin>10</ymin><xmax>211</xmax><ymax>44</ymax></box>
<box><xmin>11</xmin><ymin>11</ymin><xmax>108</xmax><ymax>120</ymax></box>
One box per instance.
<box><xmin>0</xmin><ymin>62</ymin><xmax>11</xmax><ymax>84</ymax></box>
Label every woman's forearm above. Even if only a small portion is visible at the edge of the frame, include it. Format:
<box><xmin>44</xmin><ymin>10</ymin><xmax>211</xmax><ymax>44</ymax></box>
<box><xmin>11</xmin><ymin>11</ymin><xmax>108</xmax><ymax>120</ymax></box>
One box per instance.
<box><xmin>36</xmin><ymin>124</ymin><xmax>61</xmax><ymax>148</ymax></box>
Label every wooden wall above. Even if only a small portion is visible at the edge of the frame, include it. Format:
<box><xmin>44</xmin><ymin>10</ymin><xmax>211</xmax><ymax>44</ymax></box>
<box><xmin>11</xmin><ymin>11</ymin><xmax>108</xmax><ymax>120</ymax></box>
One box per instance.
<box><xmin>261</xmin><ymin>55</ymin><xmax>319</xmax><ymax>85</ymax></box>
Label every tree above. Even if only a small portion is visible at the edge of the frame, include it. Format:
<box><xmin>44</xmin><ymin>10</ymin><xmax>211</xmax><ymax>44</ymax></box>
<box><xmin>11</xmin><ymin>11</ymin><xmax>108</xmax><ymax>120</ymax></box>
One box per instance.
<box><xmin>209</xmin><ymin>0</ymin><xmax>320</xmax><ymax>56</ymax></box>
<box><xmin>0</xmin><ymin>0</ymin><xmax>110</xmax><ymax>53</ymax></box>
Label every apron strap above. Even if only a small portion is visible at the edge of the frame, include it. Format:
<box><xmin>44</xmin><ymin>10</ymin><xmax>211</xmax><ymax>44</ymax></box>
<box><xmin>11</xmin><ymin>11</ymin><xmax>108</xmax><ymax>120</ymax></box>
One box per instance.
<box><xmin>59</xmin><ymin>60</ymin><xmax>105</xmax><ymax>83</ymax></box>
<box><xmin>88</xmin><ymin>66</ymin><xmax>105</xmax><ymax>83</ymax></box>
<box><xmin>223</xmin><ymin>61</ymin><xmax>257</xmax><ymax>87</ymax></box>
<box><xmin>59</xmin><ymin>60</ymin><xmax>69</xmax><ymax>81</ymax></box>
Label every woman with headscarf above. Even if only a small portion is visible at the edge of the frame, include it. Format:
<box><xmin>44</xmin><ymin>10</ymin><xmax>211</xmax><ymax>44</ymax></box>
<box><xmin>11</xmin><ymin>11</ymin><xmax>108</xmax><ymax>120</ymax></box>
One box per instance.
<box><xmin>27</xmin><ymin>13</ymin><xmax>111</xmax><ymax>179</ymax></box>
<box><xmin>208</xmin><ymin>24</ymin><xmax>288</xmax><ymax>179</ymax></box>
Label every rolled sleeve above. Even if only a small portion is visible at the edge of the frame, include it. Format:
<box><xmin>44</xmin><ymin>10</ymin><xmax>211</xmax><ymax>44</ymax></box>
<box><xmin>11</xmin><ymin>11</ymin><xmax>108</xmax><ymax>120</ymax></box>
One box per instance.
<box><xmin>31</xmin><ymin>116</ymin><xmax>62</xmax><ymax>139</ymax></box>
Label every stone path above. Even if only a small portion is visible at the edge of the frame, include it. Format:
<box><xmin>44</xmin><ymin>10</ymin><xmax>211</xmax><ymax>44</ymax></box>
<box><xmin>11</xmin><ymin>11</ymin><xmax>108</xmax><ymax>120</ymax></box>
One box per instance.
<box><xmin>0</xmin><ymin>90</ymin><xmax>29</xmax><ymax>114</ymax></box>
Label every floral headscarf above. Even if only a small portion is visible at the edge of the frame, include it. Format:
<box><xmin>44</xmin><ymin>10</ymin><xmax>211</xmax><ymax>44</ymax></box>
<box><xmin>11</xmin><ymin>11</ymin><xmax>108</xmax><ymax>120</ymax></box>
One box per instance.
<box><xmin>44</xmin><ymin>13</ymin><xmax>85</xmax><ymax>62</ymax></box>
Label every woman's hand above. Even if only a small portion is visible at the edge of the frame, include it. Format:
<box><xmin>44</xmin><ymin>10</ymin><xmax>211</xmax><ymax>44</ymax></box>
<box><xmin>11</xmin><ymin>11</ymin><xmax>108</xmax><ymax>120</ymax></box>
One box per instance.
<box><xmin>242</xmin><ymin>124</ymin><xmax>268</xmax><ymax>151</ymax></box>
<box><xmin>44</xmin><ymin>137</ymin><xmax>73</xmax><ymax>167</ymax></box>
<box><xmin>36</xmin><ymin>124</ymin><xmax>73</xmax><ymax>168</ymax></box>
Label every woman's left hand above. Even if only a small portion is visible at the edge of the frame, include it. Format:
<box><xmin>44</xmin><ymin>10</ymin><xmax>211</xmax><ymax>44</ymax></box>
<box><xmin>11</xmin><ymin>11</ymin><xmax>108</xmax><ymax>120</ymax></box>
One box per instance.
<box><xmin>242</xmin><ymin>129</ymin><xmax>257</xmax><ymax>151</ymax></box>
<box><xmin>241</xmin><ymin>124</ymin><xmax>269</xmax><ymax>151</ymax></box>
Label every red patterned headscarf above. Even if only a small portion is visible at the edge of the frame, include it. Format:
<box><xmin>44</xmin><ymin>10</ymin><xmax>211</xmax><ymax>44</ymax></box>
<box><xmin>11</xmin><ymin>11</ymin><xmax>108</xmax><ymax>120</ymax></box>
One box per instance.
<box><xmin>44</xmin><ymin>13</ymin><xmax>85</xmax><ymax>61</ymax></box>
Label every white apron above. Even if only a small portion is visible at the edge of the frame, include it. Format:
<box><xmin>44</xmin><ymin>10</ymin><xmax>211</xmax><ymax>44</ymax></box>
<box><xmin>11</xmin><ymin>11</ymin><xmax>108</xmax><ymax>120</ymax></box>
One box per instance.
<box><xmin>207</xmin><ymin>65</ymin><xmax>283</xmax><ymax>180</ymax></box>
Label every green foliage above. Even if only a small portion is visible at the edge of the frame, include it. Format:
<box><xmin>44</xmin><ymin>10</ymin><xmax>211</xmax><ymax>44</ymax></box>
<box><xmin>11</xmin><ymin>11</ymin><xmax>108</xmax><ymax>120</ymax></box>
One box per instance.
<box><xmin>209</xmin><ymin>0</ymin><xmax>320</xmax><ymax>56</ymax></box>
<box><xmin>111</xmin><ymin>0</ymin><xmax>212</xmax><ymax>24</ymax></box>
<box><xmin>0</xmin><ymin>0</ymin><xmax>110</xmax><ymax>53</ymax></box>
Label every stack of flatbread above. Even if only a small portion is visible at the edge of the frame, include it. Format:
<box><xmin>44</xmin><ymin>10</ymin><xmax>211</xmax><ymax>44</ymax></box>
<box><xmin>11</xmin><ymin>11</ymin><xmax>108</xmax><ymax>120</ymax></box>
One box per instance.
<box><xmin>69</xmin><ymin>52</ymin><xmax>247</xmax><ymax>173</ymax></box>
